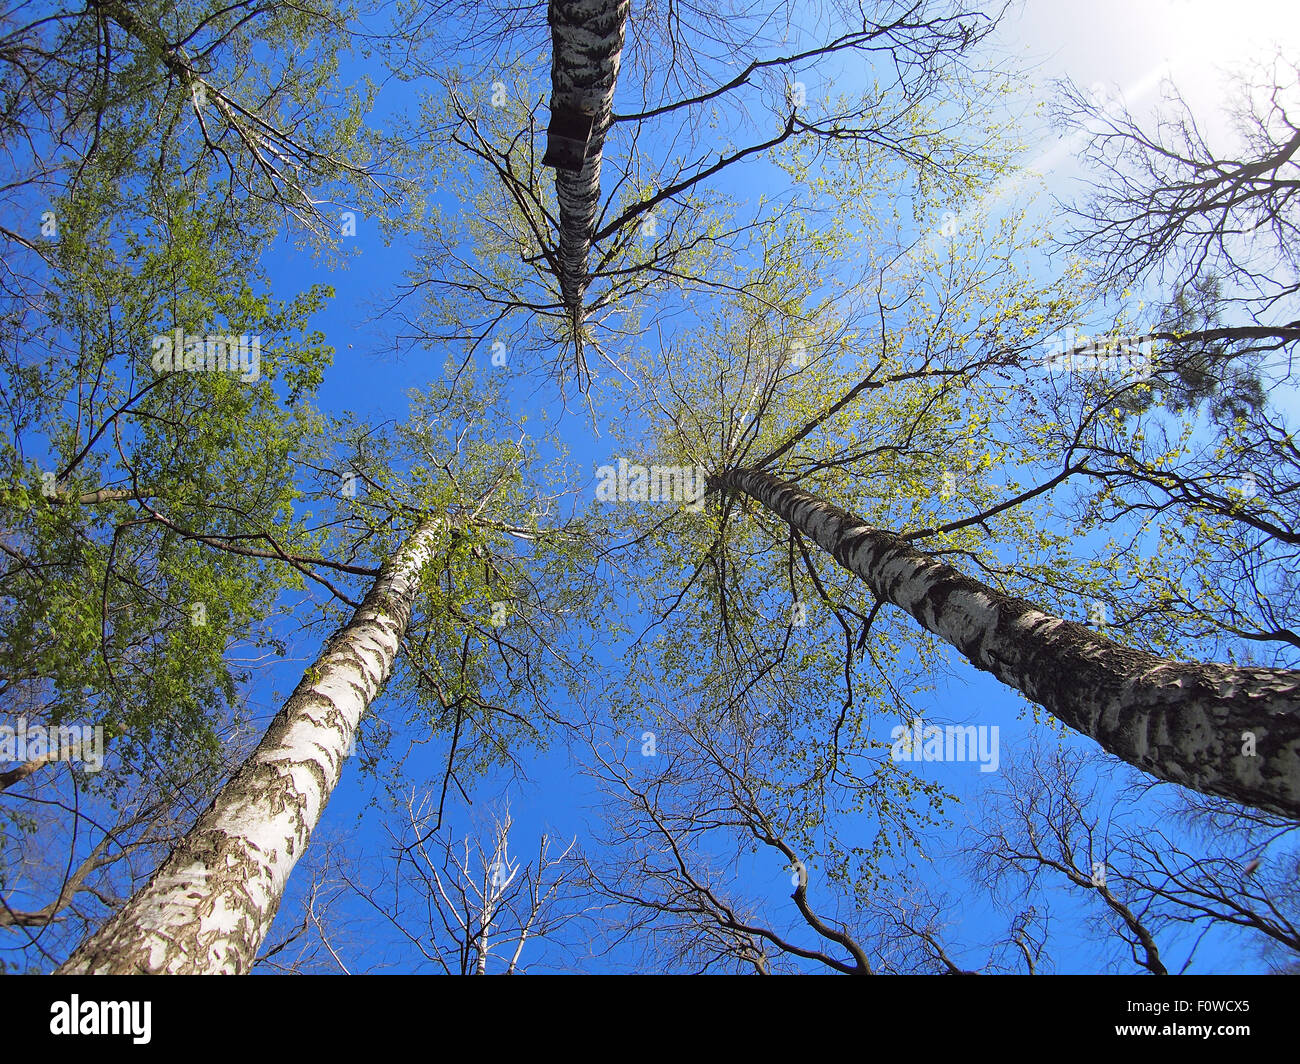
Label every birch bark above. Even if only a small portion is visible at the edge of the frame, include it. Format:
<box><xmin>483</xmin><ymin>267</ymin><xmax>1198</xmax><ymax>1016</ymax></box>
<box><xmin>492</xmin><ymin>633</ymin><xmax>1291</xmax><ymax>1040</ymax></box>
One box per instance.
<box><xmin>58</xmin><ymin>518</ymin><xmax>445</xmax><ymax>973</ymax></box>
<box><xmin>547</xmin><ymin>0</ymin><xmax>632</xmax><ymax>313</ymax></box>
<box><xmin>715</xmin><ymin>467</ymin><xmax>1300</xmax><ymax>819</ymax></box>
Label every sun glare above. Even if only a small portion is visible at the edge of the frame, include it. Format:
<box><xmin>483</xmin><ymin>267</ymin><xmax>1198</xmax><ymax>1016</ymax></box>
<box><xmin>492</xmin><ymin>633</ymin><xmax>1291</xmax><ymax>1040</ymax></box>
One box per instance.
<box><xmin>1157</xmin><ymin>0</ymin><xmax>1300</xmax><ymax>75</ymax></box>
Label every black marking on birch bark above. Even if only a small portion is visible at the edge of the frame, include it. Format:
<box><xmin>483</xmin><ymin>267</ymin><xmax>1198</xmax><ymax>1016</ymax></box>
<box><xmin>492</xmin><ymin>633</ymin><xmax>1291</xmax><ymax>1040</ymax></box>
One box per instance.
<box><xmin>719</xmin><ymin>467</ymin><xmax>1300</xmax><ymax>819</ymax></box>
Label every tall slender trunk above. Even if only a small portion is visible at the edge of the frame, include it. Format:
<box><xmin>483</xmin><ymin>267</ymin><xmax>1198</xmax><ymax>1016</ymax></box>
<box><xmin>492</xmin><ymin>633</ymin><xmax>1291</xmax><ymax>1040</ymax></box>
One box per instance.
<box><xmin>475</xmin><ymin>899</ymin><xmax>493</xmax><ymax>975</ymax></box>
<box><xmin>714</xmin><ymin>467</ymin><xmax>1300</xmax><ymax>819</ymax></box>
<box><xmin>547</xmin><ymin>0</ymin><xmax>631</xmax><ymax>313</ymax></box>
<box><xmin>57</xmin><ymin>519</ymin><xmax>445</xmax><ymax>973</ymax></box>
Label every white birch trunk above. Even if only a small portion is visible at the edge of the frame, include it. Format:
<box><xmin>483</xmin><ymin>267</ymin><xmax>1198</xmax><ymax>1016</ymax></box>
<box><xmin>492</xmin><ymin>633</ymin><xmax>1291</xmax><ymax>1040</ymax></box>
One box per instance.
<box><xmin>57</xmin><ymin>518</ymin><xmax>445</xmax><ymax>973</ymax></box>
<box><xmin>717</xmin><ymin>467</ymin><xmax>1300</xmax><ymax>819</ymax></box>
<box><xmin>548</xmin><ymin>0</ymin><xmax>631</xmax><ymax>312</ymax></box>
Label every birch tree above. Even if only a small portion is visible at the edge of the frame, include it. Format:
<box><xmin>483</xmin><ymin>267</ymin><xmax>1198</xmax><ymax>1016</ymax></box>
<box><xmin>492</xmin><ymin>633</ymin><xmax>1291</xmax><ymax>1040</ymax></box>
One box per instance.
<box><xmin>709</xmin><ymin>465</ymin><xmax>1300</xmax><ymax>818</ymax></box>
<box><xmin>563</xmin><ymin>201</ymin><xmax>1153</xmax><ymax>976</ymax></box>
<box><xmin>544</xmin><ymin>0</ymin><xmax>632</xmax><ymax>322</ymax></box>
<box><xmin>55</xmin><ymin>384</ymin><xmax>598</xmax><ymax>973</ymax></box>
<box><xmin>394</xmin><ymin>0</ymin><xmax>1013</xmax><ymax>392</ymax></box>
<box><xmin>56</xmin><ymin>513</ymin><xmax>446</xmax><ymax>973</ymax></box>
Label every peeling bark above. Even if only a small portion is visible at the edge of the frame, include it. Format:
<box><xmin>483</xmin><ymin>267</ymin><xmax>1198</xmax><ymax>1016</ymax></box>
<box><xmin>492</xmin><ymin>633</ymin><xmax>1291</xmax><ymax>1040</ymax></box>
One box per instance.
<box><xmin>715</xmin><ymin>467</ymin><xmax>1300</xmax><ymax>819</ymax></box>
<box><xmin>546</xmin><ymin>0</ymin><xmax>631</xmax><ymax>313</ymax></box>
<box><xmin>57</xmin><ymin>519</ymin><xmax>445</xmax><ymax>974</ymax></box>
